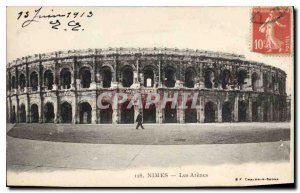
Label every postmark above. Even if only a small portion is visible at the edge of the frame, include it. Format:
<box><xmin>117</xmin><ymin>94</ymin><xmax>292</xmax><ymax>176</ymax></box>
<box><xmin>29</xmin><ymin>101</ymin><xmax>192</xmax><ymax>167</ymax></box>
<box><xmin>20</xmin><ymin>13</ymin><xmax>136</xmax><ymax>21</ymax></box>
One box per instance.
<box><xmin>251</xmin><ymin>7</ymin><xmax>292</xmax><ymax>54</ymax></box>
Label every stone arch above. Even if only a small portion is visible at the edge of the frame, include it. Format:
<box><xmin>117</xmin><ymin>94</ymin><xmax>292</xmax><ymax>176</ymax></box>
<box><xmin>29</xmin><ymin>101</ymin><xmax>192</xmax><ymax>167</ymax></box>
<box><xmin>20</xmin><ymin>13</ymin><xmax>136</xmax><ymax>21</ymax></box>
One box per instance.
<box><xmin>30</xmin><ymin>104</ymin><xmax>39</xmax><ymax>123</ymax></box>
<box><xmin>222</xmin><ymin>101</ymin><xmax>232</xmax><ymax>122</ymax></box>
<box><xmin>185</xmin><ymin>100</ymin><xmax>197</xmax><ymax>123</ymax></box>
<box><xmin>100</xmin><ymin>101</ymin><xmax>113</xmax><ymax>124</ymax></box>
<box><xmin>101</xmin><ymin>66</ymin><xmax>112</xmax><ymax>88</ymax></box>
<box><xmin>44</xmin><ymin>102</ymin><xmax>55</xmax><ymax>123</ymax></box>
<box><xmin>30</xmin><ymin>71</ymin><xmax>39</xmax><ymax>91</ymax></box>
<box><xmin>164</xmin><ymin>66</ymin><xmax>176</xmax><ymax>88</ymax></box>
<box><xmin>44</xmin><ymin>70</ymin><xmax>54</xmax><ymax>90</ymax></box>
<box><xmin>204</xmin><ymin>101</ymin><xmax>216</xmax><ymax>123</ymax></box>
<box><xmin>19</xmin><ymin>103</ymin><xmax>26</xmax><ymax>123</ymax></box>
<box><xmin>19</xmin><ymin>73</ymin><xmax>26</xmax><ymax>90</ymax></box>
<box><xmin>238</xmin><ymin>100</ymin><xmax>247</xmax><ymax>122</ymax></box>
<box><xmin>220</xmin><ymin>69</ymin><xmax>231</xmax><ymax>89</ymax></box>
<box><xmin>251</xmin><ymin>72</ymin><xmax>259</xmax><ymax>91</ymax></box>
<box><xmin>78</xmin><ymin>102</ymin><xmax>92</xmax><ymax>124</ymax></box>
<box><xmin>184</xmin><ymin>67</ymin><xmax>196</xmax><ymax>88</ymax></box>
<box><xmin>61</xmin><ymin>101</ymin><xmax>72</xmax><ymax>123</ymax></box>
<box><xmin>143</xmin><ymin>65</ymin><xmax>155</xmax><ymax>87</ymax></box>
<box><xmin>60</xmin><ymin>68</ymin><xmax>72</xmax><ymax>89</ymax></box>
<box><xmin>121</xmin><ymin>101</ymin><xmax>134</xmax><ymax>123</ymax></box>
<box><xmin>204</xmin><ymin>68</ymin><xmax>214</xmax><ymax>89</ymax></box>
<box><xmin>79</xmin><ymin>66</ymin><xmax>91</xmax><ymax>88</ymax></box>
<box><xmin>121</xmin><ymin>66</ymin><xmax>134</xmax><ymax>88</ymax></box>
<box><xmin>164</xmin><ymin>101</ymin><xmax>177</xmax><ymax>123</ymax></box>
<box><xmin>236</xmin><ymin>69</ymin><xmax>248</xmax><ymax>90</ymax></box>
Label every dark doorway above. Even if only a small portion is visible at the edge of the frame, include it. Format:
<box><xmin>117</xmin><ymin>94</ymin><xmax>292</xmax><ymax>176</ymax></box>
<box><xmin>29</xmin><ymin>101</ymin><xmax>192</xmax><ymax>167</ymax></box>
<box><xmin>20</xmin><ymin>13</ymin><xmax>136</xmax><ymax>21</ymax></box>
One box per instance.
<box><xmin>164</xmin><ymin>67</ymin><xmax>176</xmax><ymax>88</ymax></box>
<box><xmin>252</xmin><ymin>101</ymin><xmax>259</xmax><ymax>122</ymax></box>
<box><xmin>185</xmin><ymin>100</ymin><xmax>197</xmax><ymax>123</ymax></box>
<box><xmin>184</xmin><ymin>68</ymin><xmax>196</xmax><ymax>88</ymax></box>
<box><xmin>204</xmin><ymin>69</ymin><xmax>213</xmax><ymax>89</ymax></box>
<box><xmin>238</xmin><ymin>101</ymin><xmax>247</xmax><ymax>122</ymax></box>
<box><xmin>122</xmin><ymin>67</ymin><xmax>133</xmax><ymax>87</ymax></box>
<box><xmin>79</xmin><ymin>67</ymin><xmax>91</xmax><ymax>88</ymax></box>
<box><xmin>19</xmin><ymin>74</ymin><xmax>26</xmax><ymax>90</ymax></box>
<box><xmin>263</xmin><ymin>103</ymin><xmax>269</xmax><ymax>122</ymax></box>
<box><xmin>143</xmin><ymin>103</ymin><xmax>156</xmax><ymax>123</ymax></box>
<box><xmin>20</xmin><ymin>104</ymin><xmax>26</xmax><ymax>123</ymax></box>
<box><xmin>44</xmin><ymin>70</ymin><xmax>54</xmax><ymax>90</ymax></box>
<box><xmin>79</xmin><ymin>102</ymin><xmax>92</xmax><ymax>124</ymax></box>
<box><xmin>164</xmin><ymin>102</ymin><xmax>177</xmax><ymax>123</ymax></box>
<box><xmin>30</xmin><ymin>71</ymin><xmax>39</xmax><ymax>91</ymax></box>
<box><xmin>144</xmin><ymin>68</ymin><xmax>155</xmax><ymax>87</ymax></box>
<box><xmin>100</xmin><ymin>102</ymin><xmax>112</xmax><ymax>123</ymax></box>
<box><xmin>61</xmin><ymin>102</ymin><xmax>72</xmax><ymax>123</ymax></box>
<box><xmin>44</xmin><ymin>102</ymin><xmax>55</xmax><ymax>123</ymax></box>
<box><xmin>10</xmin><ymin>105</ymin><xmax>16</xmax><ymax>123</ymax></box>
<box><xmin>31</xmin><ymin>104</ymin><xmax>39</xmax><ymax>123</ymax></box>
<box><xmin>204</xmin><ymin>101</ymin><xmax>215</xmax><ymax>123</ymax></box>
<box><xmin>121</xmin><ymin>101</ymin><xmax>134</xmax><ymax>123</ymax></box>
<box><xmin>60</xmin><ymin>68</ymin><xmax>71</xmax><ymax>89</ymax></box>
<box><xmin>222</xmin><ymin>102</ymin><xmax>232</xmax><ymax>122</ymax></box>
<box><xmin>102</xmin><ymin>67</ymin><xmax>112</xmax><ymax>88</ymax></box>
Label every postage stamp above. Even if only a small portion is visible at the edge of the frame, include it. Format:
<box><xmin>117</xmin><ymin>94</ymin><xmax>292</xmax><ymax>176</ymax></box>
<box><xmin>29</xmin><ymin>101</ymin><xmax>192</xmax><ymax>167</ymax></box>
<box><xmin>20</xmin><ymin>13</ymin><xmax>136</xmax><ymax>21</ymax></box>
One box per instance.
<box><xmin>252</xmin><ymin>7</ymin><xmax>292</xmax><ymax>54</ymax></box>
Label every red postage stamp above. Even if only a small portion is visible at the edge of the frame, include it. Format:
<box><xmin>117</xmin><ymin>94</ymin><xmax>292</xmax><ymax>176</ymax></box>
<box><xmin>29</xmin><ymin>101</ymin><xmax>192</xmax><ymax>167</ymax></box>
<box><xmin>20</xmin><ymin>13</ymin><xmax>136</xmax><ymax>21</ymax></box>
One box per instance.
<box><xmin>252</xmin><ymin>7</ymin><xmax>292</xmax><ymax>54</ymax></box>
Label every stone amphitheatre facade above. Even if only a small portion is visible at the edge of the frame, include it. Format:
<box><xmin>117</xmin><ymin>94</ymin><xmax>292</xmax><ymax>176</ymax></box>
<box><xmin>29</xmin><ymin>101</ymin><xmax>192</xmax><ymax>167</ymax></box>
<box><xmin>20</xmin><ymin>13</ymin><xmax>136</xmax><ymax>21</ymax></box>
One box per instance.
<box><xmin>6</xmin><ymin>48</ymin><xmax>288</xmax><ymax>124</ymax></box>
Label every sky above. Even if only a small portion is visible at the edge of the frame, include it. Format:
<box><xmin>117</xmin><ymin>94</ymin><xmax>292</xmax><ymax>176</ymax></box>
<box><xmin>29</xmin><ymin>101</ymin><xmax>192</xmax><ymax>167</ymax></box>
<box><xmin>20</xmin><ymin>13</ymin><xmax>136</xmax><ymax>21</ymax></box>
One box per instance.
<box><xmin>7</xmin><ymin>7</ymin><xmax>293</xmax><ymax>94</ymax></box>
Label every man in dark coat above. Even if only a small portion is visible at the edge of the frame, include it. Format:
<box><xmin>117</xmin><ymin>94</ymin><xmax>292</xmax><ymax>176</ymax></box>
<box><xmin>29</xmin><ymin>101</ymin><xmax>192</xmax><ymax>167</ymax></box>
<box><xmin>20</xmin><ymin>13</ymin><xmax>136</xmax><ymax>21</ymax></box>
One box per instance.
<box><xmin>136</xmin><ymin>112</ymin><xmax>145</xmax><ymax>130</ymax></box>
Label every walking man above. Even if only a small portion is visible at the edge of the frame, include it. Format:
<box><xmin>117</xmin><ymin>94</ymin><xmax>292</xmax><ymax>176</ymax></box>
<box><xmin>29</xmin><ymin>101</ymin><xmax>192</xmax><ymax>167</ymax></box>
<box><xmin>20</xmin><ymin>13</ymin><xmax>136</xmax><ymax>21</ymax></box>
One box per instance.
<box><xmin>136</xmin><ymin>112</ymin><xmax>145</xmax><ymax>130</ymax></box>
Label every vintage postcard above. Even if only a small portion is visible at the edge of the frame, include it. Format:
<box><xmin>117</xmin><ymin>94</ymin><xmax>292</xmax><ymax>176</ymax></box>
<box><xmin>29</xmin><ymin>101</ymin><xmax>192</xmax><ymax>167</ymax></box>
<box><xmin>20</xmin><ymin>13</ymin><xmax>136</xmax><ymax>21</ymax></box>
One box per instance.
<box><xmin>6</xmin><ymin>6</ymin><xmax>294</xmax><ymax>187</ymax></box>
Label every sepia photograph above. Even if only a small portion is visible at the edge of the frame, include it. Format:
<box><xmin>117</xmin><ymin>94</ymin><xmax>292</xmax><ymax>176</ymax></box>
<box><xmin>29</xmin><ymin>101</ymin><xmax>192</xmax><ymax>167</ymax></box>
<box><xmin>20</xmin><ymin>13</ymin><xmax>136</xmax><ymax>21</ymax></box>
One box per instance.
<box><xmin>6</xmin><ymin>6</ymin><xmax>294</xmax><ymax>187</ymax></box>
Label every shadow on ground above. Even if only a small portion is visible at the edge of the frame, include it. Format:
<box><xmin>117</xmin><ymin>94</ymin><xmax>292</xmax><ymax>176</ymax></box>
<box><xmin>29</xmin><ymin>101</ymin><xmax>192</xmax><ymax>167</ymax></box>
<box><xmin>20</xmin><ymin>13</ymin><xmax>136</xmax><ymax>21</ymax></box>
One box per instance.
<box><xmin>7</xmin><ymin>123</ymin><xmax>290</xmax><ymax>145</ymax></box>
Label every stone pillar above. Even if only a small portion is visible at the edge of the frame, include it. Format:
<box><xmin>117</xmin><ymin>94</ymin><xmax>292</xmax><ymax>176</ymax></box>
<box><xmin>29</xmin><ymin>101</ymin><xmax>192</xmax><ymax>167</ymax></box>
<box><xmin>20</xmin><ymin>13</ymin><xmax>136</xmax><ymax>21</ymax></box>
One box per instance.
<box><xmin>269</xmin><ymin>101</ymin><xmax>273</xmax><ymax>121</ymax></box>
<box><xmin>134</xmin><ymin>105</ymin><xmax>140</xmax><ymax>123</ymax></box>
<box><xmin>112</xmin><ymin>106</ymin><xmax>118</xmax><ymax>124</ymax></box>
<box><xmin>72</xmin><ymin>100</ymin><xmax>76</xmax><ymax>124</ymax></box>
<box><xmin>217</xmin><ymin>99</ymin><xmax>222</xmax><ymax>123</ymax></box>
<box><xmin>199</xmin><ymin>96</ymin><xmax>204</xmax><ymax>123</ymax></box>
<box><xmin>248</xmin><ymin>97</ymin><xmax>252</xmax><ymax>122</ymax></box>
<box><xmin>233</xmin><ymin>95</ymin><xmax>239</xmax><ymax>122</ymax></box>
<box><xmin>92</xmin><ymin>107</ymin><xmax>97</xmax><ymax>124</ymax></box>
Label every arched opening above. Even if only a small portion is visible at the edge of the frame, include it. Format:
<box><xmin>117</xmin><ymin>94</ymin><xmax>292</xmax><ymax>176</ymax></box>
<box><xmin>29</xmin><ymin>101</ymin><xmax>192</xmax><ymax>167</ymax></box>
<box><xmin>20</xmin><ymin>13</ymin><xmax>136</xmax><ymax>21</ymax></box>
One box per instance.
<box><xmin>44</xmin><ymin>102</ymin><xmax>55</xmax><ymax>123</ymax></box>
<box><xmin>121</xmin><ymin>101</ymin><xmax>134</xmax><ymax>123</ymax></box>
<box><xmin>100</xmin><ymin>102</ymin><xmax>112</xmax><ymax>123</ymax></box>
<box><xmin>60</xmin><ymin>68</ymin><xmax>71</xmax><ymax>89</ymax></box>
<box><xmin>30</xmin><ymin>71</ymin><xmax>39</xmax><ymax>91</ymax></box>
<box><xmin>10</xmin><ymin>105</ymin><xmax>16</xmax><ymax>123</ymax></box>
<box><xmin>11</xmin><ymin>76</ymin><xmax>16</xmax><ymax>89</ymax></box>
<box><xmin>101</xmin><ymin>67</ymin><xmax>112</xmax><ymax>88</ymax></box>
<box><xmin>252</xmin><ymin>101</ymin><xmax>259</xmax><ymax>122</ymax></box>
<box><xmin>30</xmin><ymin>104</ymin><xmax>39</xmax><ymax>123</ymax></box>
<box><xmin>19</xmin><ymin>104</ymin><xmax>26</xmax><ymax>123</ymax></box>
<box><xmin>204</xmin><ymin>101</ymin><xmax>215</xmax><ymax>123</ymax></box>
<box><xmin>220</xmin><ymin>70</ymin><xmax>231</xmax><ymax>89</ymax></box>
<box><xmin>164</xmin><ymin>102</ymin><xmax>177</xmax><ymax>123</ymax></box>
<box><xmin>79</xmin><ymin>102</ymin><xmax>92</xmax><ymax>124</ymax></box>
<box><xmin>237</xmin><ymin>70</ymin><xmax>247</xmax><ymax>90</ymax></box>
<box><xmin>263</xmin><ymin>103</ymin><xmax>269</xmax><ymax>122</ymax></box>
<box><xmin>185</xmin><ymin>100</ymin><xmax>197</xmax><ymax>123</ymax></box>
<box><xmin>61</xmin><ymin>102</ymin><xmax>72</xmax><ymax>123</ymax></box>
<box><xmin>79</xmin><ymin>67</ymin><xmax>91</xmax><ymax>88</ymax></box>
<box><xmin>238</xmin><ymin>101</ymin><xmax>247</xmax><ymax>122</ymax></box>
<box><xmin>143</xmin><ymin>68</ymin><xmax>155</xmax><ymax>87</ymax></box>
<box><xmin>184</xmin><ymin>68</ymin><xmax>196</xmax><ymax>88</ymax></box>
<box><xmin>19</xmin><ymin>73</ymin><xmax>26</xmax><ymax>90</ymax></box>
<box><xmin>222</xmin><ymin>102</ymin><xmax>232</xmax><ymax>122</ymax></box>
<box><xmin>143</xmin><ymin>103</ymin><xmax>156</xmax><ymax>123</ymax></box>
<box><xmin>122</xmin><ymin>67</ymin><xmax>133</xmax><ymax>88</ymax></box>
<box><xmin>164</xmin><ymin>67</ymin><xmax>176</xmax><ymax>88</ymax></box>
<box><xmin>251</xmin><ymin>72</ymin><xmax>259</xmax><ymax>91</ymax></box>
<box><xmin>204</xmin><ymin>69</ymin><xmax>214</xmax><ymax>89</ymax></box>
<box><xmin>44</xmin><ymin>70</ymin><xmax>54</xmax><ymax>90</ymax></box>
